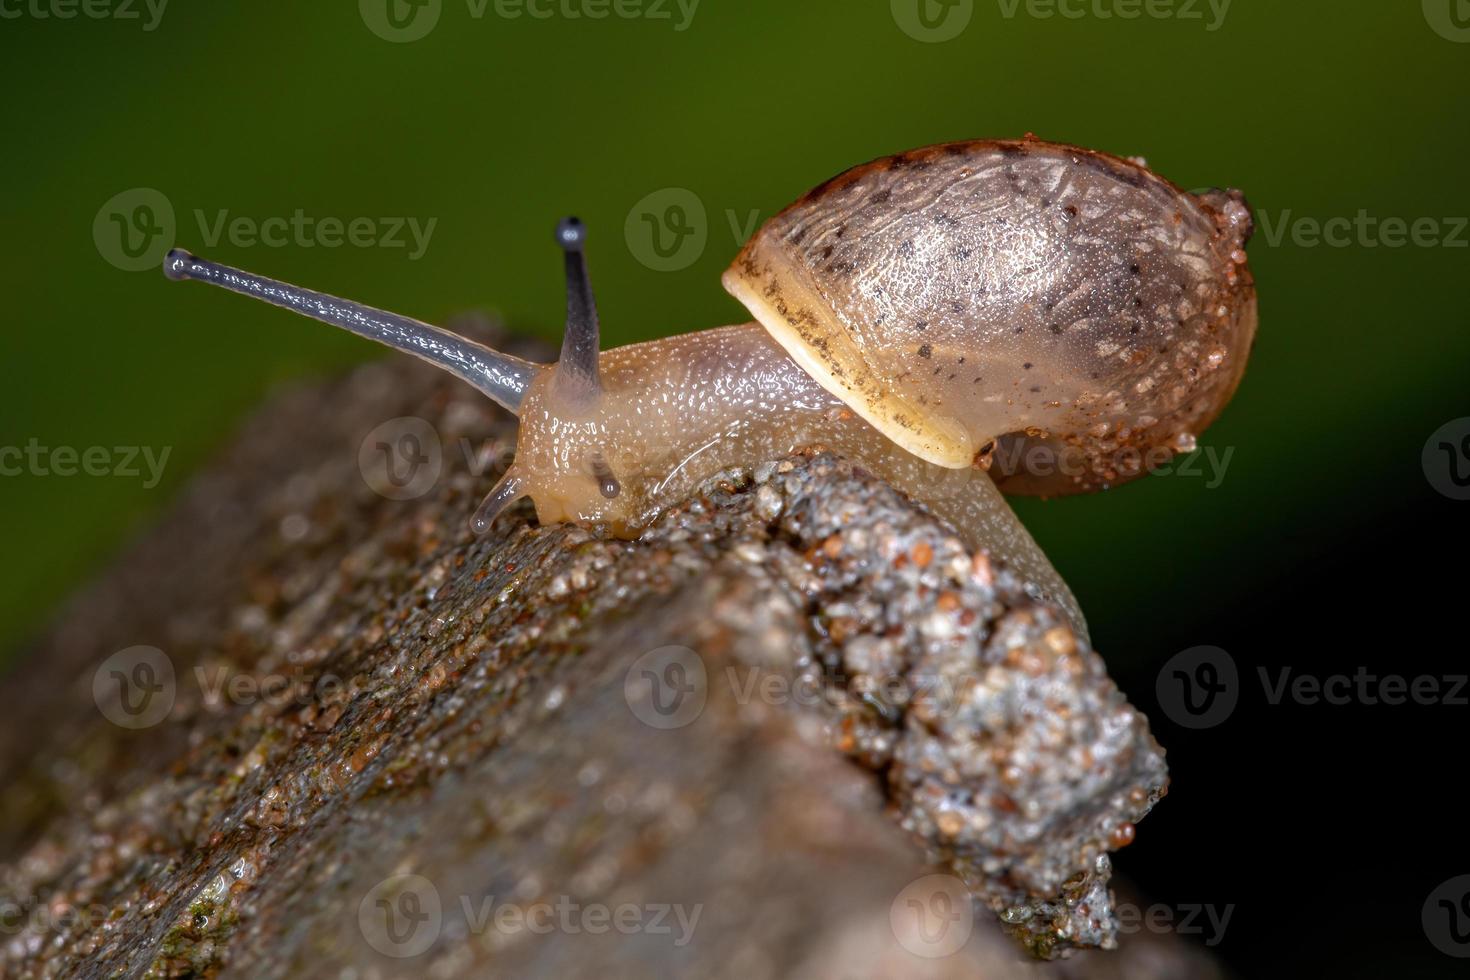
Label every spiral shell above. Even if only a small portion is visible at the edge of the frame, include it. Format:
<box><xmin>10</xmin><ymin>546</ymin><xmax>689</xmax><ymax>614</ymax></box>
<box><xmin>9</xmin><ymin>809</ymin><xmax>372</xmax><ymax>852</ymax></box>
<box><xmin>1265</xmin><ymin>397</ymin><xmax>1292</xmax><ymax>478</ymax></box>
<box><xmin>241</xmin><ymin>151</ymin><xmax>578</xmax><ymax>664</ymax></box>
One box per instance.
<box><xmin>724</xmin><ymin>136</ymin><xmax>1256</xmax><ymax>494</ymax></box>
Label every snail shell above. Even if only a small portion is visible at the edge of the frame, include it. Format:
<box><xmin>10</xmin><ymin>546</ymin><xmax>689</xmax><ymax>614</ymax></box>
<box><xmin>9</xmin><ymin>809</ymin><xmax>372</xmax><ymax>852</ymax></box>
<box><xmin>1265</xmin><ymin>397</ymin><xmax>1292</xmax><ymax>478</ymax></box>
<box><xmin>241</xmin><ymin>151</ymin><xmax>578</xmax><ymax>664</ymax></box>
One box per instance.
<box><xmin>724</xmin><ymin>137</ymin><xmax>1257</xmax><ymax>494</ymax></box>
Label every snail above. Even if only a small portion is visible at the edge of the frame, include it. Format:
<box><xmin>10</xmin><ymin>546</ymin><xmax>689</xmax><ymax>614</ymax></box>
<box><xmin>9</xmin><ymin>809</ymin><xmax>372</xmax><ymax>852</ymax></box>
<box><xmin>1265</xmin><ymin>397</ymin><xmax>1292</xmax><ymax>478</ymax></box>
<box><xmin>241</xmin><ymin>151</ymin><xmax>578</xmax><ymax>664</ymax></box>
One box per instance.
<box><xmin>163</xmin><ymin>137</ymin><xmax>1257</xmax><ymax>635</ymax></box>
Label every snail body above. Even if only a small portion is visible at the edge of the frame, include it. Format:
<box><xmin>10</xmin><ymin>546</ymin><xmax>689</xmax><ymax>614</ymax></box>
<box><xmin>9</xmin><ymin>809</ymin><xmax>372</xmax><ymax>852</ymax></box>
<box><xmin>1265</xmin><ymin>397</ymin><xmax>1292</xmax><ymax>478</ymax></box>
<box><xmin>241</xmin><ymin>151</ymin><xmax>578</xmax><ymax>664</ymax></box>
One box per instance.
<box><xmin>165</xmin><ymin>137</ymin><xmax>1257</xmax><ymax>634</ymax></box>
<box><xmin>512</xmin><ymin>320</ymin><xmax>1071</xmax><ymax>619</ymax></box>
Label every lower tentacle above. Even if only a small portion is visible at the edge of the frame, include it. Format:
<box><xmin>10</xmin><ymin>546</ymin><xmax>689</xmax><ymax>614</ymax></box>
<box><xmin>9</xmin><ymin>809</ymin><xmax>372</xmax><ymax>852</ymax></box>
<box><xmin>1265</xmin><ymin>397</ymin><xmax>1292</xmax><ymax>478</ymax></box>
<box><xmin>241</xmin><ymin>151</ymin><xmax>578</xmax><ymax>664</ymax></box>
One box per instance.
<box><xmin>471</xmin><ymin>469</ymin><xmax>527</xmax><ymax>535</ymax></box>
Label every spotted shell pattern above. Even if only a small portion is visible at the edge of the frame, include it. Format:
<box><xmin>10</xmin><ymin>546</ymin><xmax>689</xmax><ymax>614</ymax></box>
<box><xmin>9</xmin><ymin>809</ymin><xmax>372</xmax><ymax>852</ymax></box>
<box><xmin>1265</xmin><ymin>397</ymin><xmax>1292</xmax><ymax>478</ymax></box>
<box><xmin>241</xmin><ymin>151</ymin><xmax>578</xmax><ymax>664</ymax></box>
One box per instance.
<box><xmin>724</xmin><ymin>137</ymin><xmax>1257</xmax><ymax>494</ymax></box>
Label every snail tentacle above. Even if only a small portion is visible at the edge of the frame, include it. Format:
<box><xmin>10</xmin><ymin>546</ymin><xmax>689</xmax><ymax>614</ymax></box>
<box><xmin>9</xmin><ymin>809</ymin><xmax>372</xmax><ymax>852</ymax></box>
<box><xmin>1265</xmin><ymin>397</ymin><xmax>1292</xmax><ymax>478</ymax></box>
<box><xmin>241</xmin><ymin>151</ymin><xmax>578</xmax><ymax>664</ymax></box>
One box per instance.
<box><xmin>588</xmin><ymin>452</ymin><xmax>622</xmax><ymax>499</ymax></box>
<box><xmin>471</xmin><ymin>468</ymin><xmax>527</xmax><ymax>535</ymax></box>
<box><xmin>550</xmin><ymin>216</ymin><xmax>602</xmax><ymax>409</ymax></box>
<box><xmin>163</xmin><ymin>248</ymin><xmax>540</xmax><ymax>415</ymax></box>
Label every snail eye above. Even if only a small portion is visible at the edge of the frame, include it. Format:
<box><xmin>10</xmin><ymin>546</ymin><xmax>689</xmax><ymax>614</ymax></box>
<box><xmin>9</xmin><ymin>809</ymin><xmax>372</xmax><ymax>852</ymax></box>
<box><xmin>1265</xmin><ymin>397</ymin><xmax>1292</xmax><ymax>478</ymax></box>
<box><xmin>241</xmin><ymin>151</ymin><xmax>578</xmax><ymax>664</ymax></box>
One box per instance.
<box><xmin>588</xmin><ymin>452</ymin><xmax>621</xmax><ymax>499</ymax></box>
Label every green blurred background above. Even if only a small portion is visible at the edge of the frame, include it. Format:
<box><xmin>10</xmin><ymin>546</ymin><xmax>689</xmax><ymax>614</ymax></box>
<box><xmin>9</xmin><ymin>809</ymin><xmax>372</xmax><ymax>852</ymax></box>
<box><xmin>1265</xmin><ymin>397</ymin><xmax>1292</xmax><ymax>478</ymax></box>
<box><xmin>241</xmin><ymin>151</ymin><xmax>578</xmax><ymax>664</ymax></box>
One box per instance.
<box><xmin>4</xmin><ymin>1</ymin><xmax>1464</xmax><ymax>658</ymax></box>
<box><xmin>2</xmin><ymin>1</ymin><xmax>1468</xmax><ymax>973</ymax></box>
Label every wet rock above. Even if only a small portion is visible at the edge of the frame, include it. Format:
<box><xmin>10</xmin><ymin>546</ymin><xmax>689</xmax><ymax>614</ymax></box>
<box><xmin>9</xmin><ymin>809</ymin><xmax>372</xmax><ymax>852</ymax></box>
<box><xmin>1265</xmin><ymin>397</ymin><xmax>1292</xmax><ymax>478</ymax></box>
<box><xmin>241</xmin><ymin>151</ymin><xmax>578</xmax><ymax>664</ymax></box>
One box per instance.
<box><xmin>0</xmin><ymin>327</ymin><xmax>1197</xmax><ymax>977</ymax></box>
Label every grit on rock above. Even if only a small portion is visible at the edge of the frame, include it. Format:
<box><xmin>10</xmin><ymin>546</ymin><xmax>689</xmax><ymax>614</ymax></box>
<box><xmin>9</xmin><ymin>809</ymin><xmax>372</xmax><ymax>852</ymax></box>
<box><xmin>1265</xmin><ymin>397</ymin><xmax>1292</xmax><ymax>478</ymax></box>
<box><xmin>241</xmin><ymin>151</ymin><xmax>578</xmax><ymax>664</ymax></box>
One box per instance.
<box><xmin>0</xmin><ymin>323</ymin><xmax>1207</xmax><ymax>978</ymax></box>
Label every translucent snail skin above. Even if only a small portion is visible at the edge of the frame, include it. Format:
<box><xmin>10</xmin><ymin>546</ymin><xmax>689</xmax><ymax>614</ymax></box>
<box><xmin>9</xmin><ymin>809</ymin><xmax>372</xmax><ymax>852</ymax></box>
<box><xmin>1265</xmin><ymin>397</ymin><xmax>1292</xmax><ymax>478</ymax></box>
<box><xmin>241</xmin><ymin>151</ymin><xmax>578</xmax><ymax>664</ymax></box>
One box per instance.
<box><xmin>164</xmin><ymin>137</ymin><xmax>1258</xmax><ymax>636</ymax></box>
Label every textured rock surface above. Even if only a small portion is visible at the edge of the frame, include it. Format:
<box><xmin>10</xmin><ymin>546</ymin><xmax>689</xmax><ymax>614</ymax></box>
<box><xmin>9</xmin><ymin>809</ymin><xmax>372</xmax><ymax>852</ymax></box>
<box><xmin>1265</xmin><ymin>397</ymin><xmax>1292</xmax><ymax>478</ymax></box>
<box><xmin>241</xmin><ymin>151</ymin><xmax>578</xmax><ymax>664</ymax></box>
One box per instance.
<box><xmin>0</xmin><ymin>327</ymin><xmax>1200</xmax><ymax>978</ymax></box>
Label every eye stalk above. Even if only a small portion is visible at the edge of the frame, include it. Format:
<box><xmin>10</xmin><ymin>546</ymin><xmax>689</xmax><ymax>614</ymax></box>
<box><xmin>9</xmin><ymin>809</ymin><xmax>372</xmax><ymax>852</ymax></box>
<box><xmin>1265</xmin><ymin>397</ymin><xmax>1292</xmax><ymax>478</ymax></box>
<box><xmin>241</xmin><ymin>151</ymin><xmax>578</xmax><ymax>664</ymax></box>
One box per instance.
<box><xmin>481</xmin><ymin>218</ymin><xmax>622</xmax><ymax>530</ymax></box>
<box><xmin>589</xmin><ymin>452</ymin><xmax>621</xmax><ymax>499</ymax></box>
<box><xmin>161</xmin><ymin>248</ymin><xmax>538</xmax><ymax>416</ymax></box>
<box><xmin>554</xmin><ymin>220</ymin><xmax>622</xmax><ymax>500</ymax></box>
<box><xmin>552</xmin><ymin>216</ymin><xmax>602</xmax><ymax>408</ymax></box>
